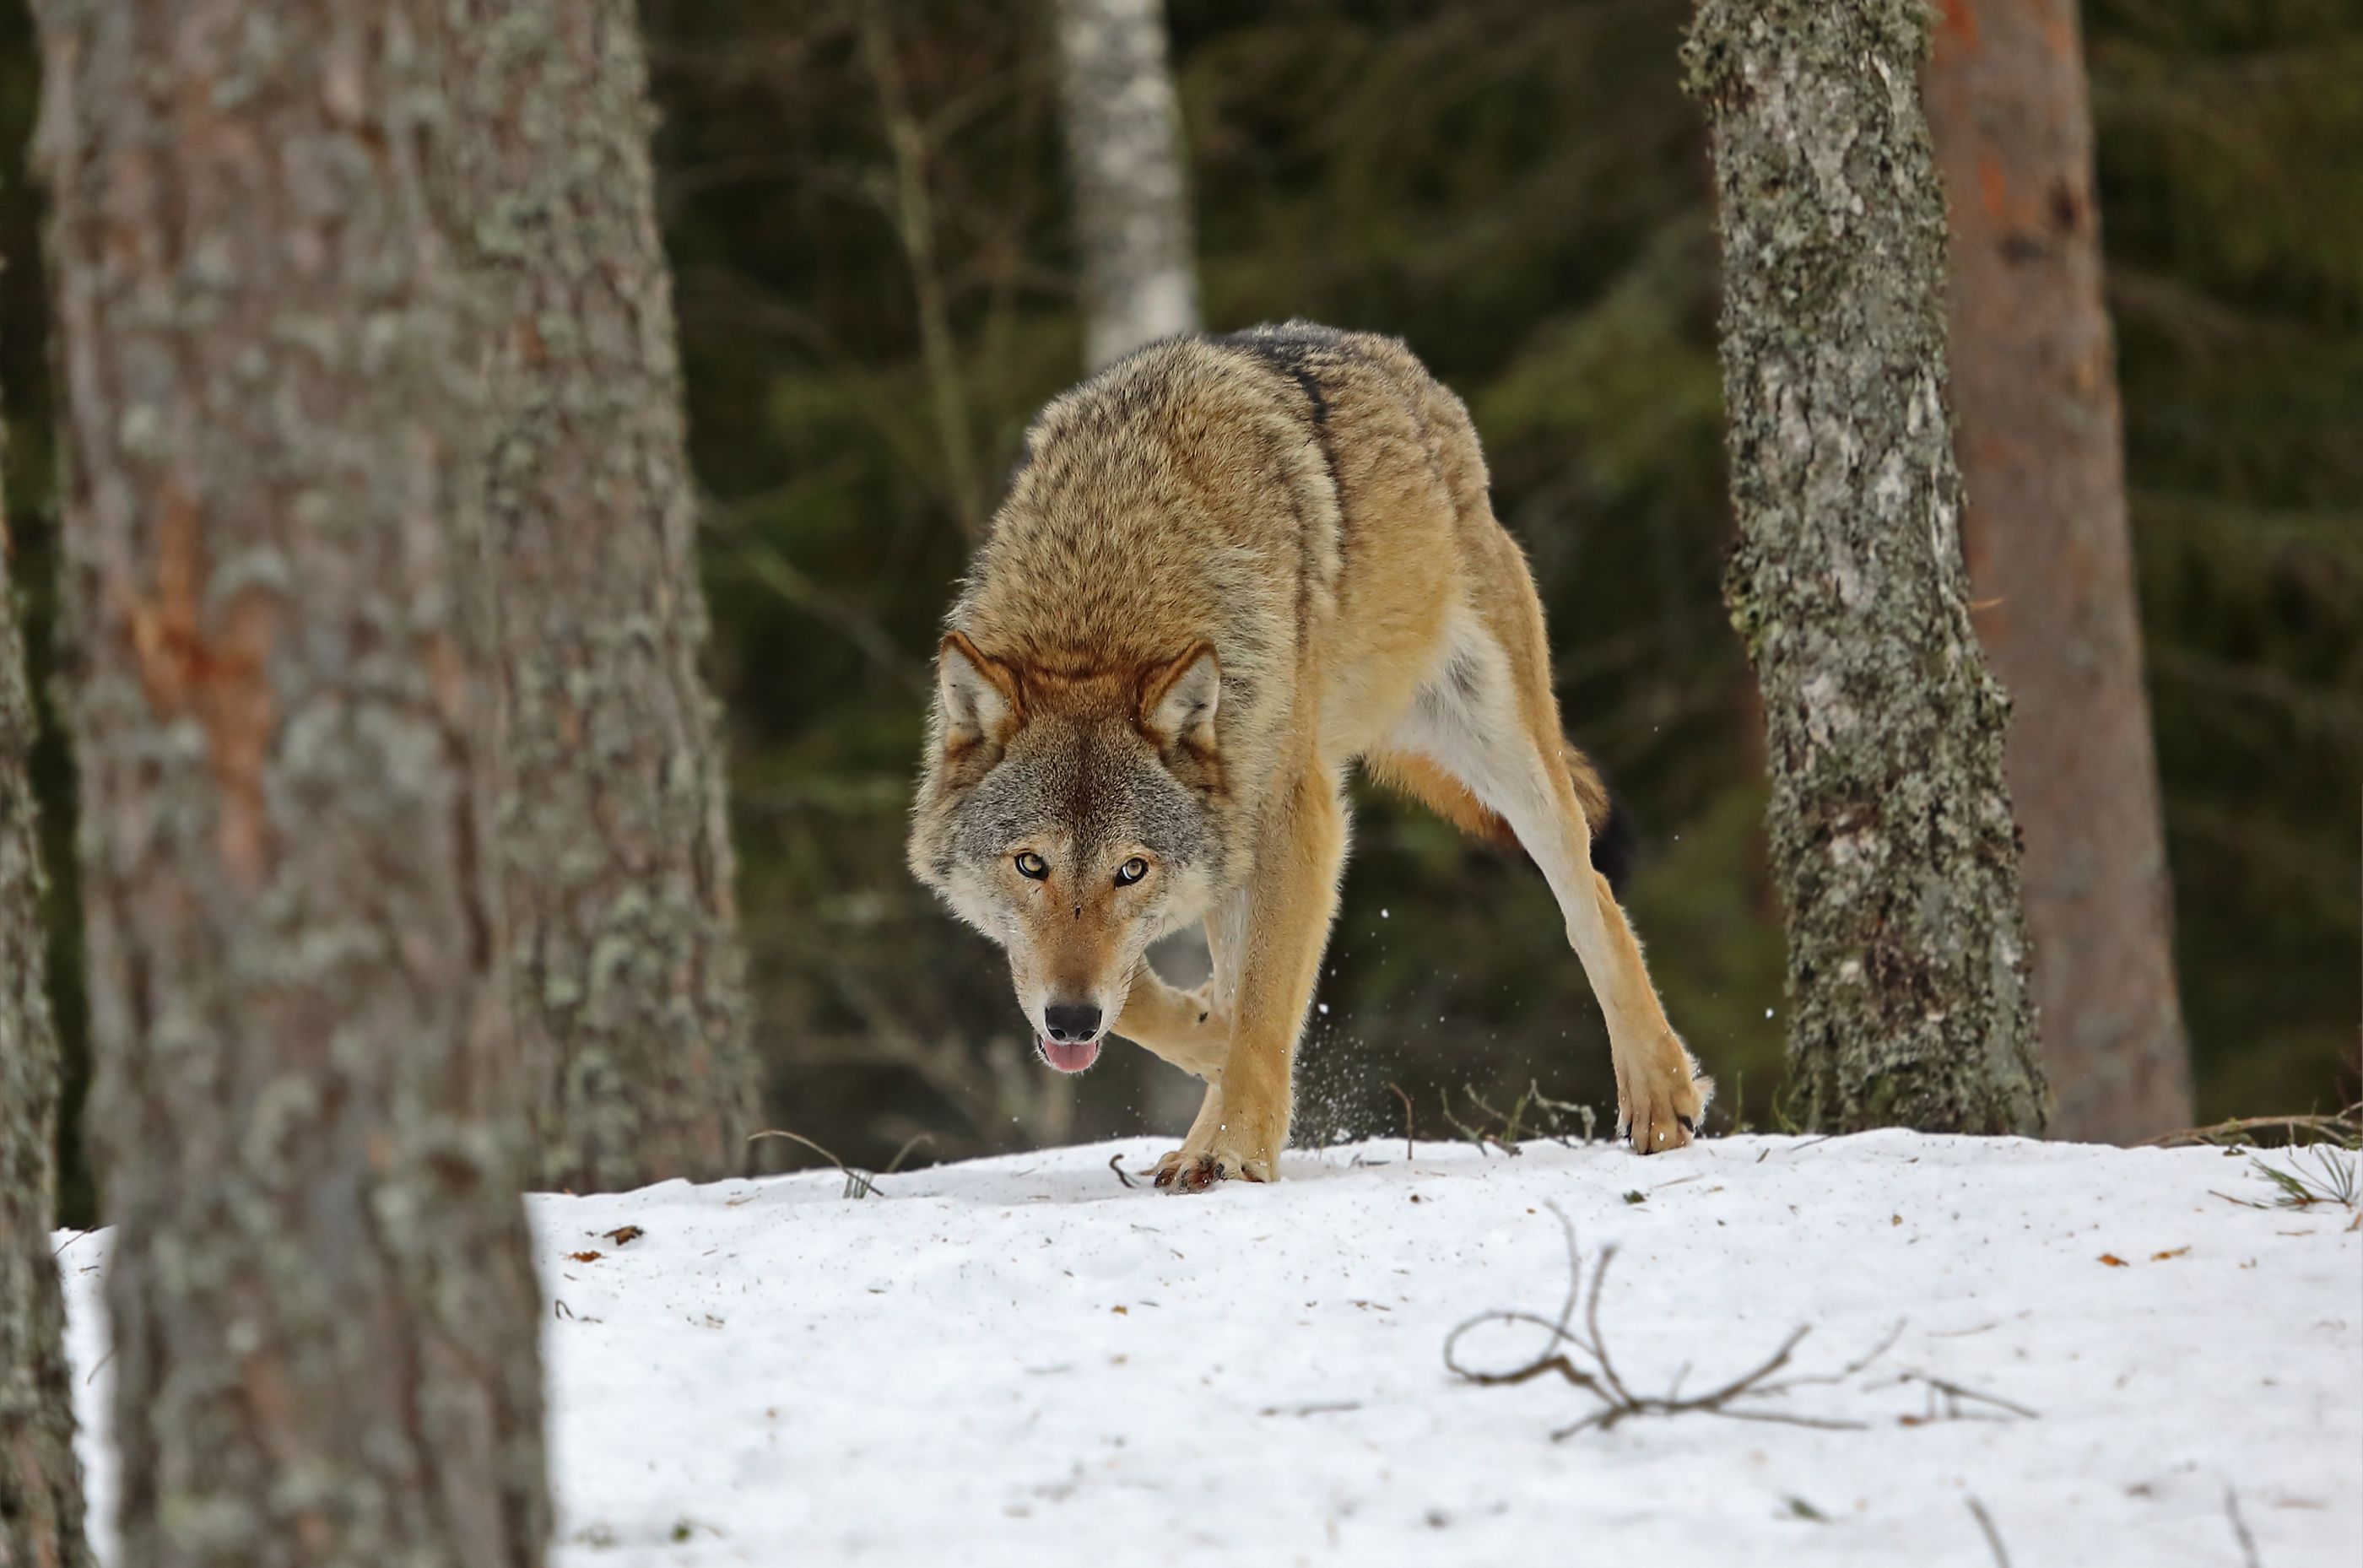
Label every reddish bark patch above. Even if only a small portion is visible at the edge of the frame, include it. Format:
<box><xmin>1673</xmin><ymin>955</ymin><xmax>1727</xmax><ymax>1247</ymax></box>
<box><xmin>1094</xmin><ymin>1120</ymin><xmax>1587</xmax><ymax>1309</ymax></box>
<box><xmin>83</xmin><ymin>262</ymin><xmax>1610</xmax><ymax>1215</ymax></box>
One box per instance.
<box><xmin>122</xmin><ymin>485</ymin><xmax>278</xmax><ymax>887</ymax></box>
<box><xmin>1936</xmin><ymin>0</ymin><xmax>1979</xmax><ymax>52</ymax></box>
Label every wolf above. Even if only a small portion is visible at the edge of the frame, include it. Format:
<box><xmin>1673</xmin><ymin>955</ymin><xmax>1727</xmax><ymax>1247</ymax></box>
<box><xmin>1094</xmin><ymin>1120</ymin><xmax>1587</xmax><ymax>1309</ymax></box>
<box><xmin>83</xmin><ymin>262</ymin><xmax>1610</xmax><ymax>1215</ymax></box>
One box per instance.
<box><xmin>909</xmin><ymin>322</ymin><xmax>1710</xmax><ymax>1190</ymax></box>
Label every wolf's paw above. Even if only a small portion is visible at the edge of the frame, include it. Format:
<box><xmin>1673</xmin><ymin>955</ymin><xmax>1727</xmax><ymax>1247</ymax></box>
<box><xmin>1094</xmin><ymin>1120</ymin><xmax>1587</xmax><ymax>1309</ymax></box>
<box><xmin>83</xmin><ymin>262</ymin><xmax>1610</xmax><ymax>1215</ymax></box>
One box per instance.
<box><xmin>1617</xmin><ymin>1040</ymin><xmax>1711</xmax><ymax>1155</ymax></box>
<box><xmin>1150</xmin><ymin>1143</ymin><xmax>1273</xmax><ymax>1192</ymax></box>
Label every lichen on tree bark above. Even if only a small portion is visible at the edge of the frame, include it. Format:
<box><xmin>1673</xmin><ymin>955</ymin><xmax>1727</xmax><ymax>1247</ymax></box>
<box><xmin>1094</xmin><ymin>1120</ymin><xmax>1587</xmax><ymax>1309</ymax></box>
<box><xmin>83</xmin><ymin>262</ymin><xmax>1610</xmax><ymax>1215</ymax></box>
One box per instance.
<box><xmin>1685</xmin><ymin>0</ymin><xmax>2047</xmax><ymax>1134</ymax></box>
<box><xmin>33</xmin><ymin>3</ymin><xmax>549</xmax><ymax>1562</ymax></box>
<box><xmin>442</xmin><ymin>0</ymin><xmax>763</xmax><ymax>1193</ymax></box>
<box><xmin>0</xmin><ymin>304</ymin><xmax>93</xmax><ymax>1568</ymax></box>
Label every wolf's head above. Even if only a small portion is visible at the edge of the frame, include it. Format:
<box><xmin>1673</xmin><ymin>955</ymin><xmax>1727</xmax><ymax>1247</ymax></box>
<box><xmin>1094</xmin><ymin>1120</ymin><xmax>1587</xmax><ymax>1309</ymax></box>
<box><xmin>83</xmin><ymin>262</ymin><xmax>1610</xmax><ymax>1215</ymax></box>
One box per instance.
<box><xmin>908</xmin><ymin>632</ymin><xmax>1228</xmax><ymax>1073</ymax></box>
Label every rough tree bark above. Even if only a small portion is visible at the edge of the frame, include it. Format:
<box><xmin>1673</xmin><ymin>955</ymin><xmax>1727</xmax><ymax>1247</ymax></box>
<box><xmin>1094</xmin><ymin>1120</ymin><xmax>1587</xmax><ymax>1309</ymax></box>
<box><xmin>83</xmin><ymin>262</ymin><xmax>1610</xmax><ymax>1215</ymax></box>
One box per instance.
<box><xmin>1</xmin><ymin>306</ymin><xmax>92</xmax><ymax>1568</ymax></box>
<box><xmin>446</xmin><ymin>0</ymin><xmax>763</xmax><ymax>1192</ymax></box>
<box><xmin>1924</xmin><ymin>0</ymin><xmax>2192</xmax><ymax>1142</ymax></box>
<box><xmin>34</xmin><ymin>4</ymin><xmax>549</xmax><ymax>1565</ymax></box>
<box><xmin>1051</xmin><ymin>0</ymin><xmax>1201</xmax><ymax>370</ymax></box>
<box><xmin>1685</xmin><ymin>0</ymin><xmax>2047</xmax><ymax>1134</ymax></box>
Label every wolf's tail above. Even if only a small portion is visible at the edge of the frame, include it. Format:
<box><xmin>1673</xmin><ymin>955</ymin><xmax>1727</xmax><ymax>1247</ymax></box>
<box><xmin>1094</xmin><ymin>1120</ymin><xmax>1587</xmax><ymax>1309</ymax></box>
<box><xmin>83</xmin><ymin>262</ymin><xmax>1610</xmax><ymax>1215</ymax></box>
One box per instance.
<box><xmin>1364</xmin><ymin>738</ymin><xmax>1635</xmax><ymax>894</ymax></box>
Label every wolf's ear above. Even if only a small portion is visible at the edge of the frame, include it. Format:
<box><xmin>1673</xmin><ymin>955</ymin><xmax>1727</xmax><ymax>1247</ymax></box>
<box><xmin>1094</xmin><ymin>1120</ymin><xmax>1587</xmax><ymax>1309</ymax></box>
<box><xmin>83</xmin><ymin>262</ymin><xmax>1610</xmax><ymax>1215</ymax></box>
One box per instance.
<box><xmin>937</xmin><ymin>631</ymin><xmax>1022</xmax><ymax>752</ymax></box>
<box><xmin>1139</xmin><ymin>642</ymin><xmax>1220</xmax><ymax>753</ymax></box>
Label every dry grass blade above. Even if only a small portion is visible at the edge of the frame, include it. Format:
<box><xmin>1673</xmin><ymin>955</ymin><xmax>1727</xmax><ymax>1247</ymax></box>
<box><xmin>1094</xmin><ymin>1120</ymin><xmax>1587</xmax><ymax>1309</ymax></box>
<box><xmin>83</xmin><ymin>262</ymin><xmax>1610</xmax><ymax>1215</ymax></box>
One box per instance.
<box><xmin>882</xmin><ymin>1131</ymin><xmax>936</xmax><ymax>1176</ymax></box>
<box><xmin>747</xmin><ymin>1128</ymin><xmax>884</xmax><ymax>1198</ymax></box>
<box><xmin>1387</xmin><ymin>1081</ymin><xmax>1416</xmax><ymax>1161</ymax></box>
<box><xmin>2215</xmin><ymin>1143</ymin><xmax>2360</xmax><ymax>1213</ymax></box>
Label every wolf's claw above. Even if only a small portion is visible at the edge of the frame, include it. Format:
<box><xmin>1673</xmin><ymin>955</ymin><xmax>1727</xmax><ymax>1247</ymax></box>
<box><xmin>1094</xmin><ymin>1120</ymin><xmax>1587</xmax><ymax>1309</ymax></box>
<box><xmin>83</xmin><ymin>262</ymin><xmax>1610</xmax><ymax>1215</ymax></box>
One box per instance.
<box><xmin>1149</xmin><ymin>1147</ymin><xmax>1271</xmax><ymax>1192</ymax></box>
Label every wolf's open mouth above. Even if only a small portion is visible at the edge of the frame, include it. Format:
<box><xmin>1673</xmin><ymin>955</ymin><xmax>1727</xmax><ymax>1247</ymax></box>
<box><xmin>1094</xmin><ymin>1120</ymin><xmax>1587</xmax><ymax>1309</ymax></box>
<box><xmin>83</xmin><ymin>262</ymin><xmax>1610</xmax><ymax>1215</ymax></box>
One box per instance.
<box><xmin>1038</xmin><ymin>1035</ymin><xmax>1100</xmax><ymax>1073</ymax></box>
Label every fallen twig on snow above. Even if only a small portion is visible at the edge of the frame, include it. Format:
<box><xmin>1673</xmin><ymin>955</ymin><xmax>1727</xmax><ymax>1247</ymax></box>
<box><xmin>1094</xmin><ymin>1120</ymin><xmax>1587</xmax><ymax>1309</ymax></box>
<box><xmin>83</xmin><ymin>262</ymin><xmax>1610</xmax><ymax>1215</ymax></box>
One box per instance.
<box><xmin>1439</xmin><ymin>1086</ymin><xmax>1520</xmax><ymax>1157</ymax></box>
<box><xmin>1887</xmin><ymin>1370</ymin><xmax>2038</xmax><ymax>1424</ymax></box>
<box><xmin>1967</xmin><ymin>1496</ymin><xmax>2011</xmax><ymax>1567</ymax></box>
<box><xmin>1443</xmin><ymin>1204</ymin><xmax>1905</xmax><ymax>1438</ymax></box>
<box><xmin>2139</xmin><ymin>1102</ymin><xmax>2362</xmax><ymax>1150</ymax></box>
<box><xmin>1443</xmin><ymin>1079</ymin><xmax>1600</xmax><ymax>1156</ymax></box>
<box><xmin>2225</xmin><ymin>1484</ymin><xmax>2262</xmax><ymax>1568</ymax></box>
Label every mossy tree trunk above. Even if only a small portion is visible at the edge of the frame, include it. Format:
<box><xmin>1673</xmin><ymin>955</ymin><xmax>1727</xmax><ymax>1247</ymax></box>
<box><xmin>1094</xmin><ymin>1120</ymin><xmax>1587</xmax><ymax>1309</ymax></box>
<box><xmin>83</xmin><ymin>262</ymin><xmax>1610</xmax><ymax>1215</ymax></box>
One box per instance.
<box><xmin>444</xmin><ymin>0</ymin><xmax>762</xmax><ymax>1193</ymax></box>
<box><xmin>1</xmin><ymin>305</ymin><xmax>92</xmax><ymax>1568</ymax></box>
<box><xmin>1685</xmin><ymin>0</ymin><xmax>2047</xmax><ymax>1135</ymax></box>
<box><xmin>1924</xmin><ymin>0</ymin><xmax>2192</xmax><ymax>1142</ymax></box>
<box><xmin>33</xmin><ymin>3</ymin><xmax>549</xmax><ymax>1565</ymax></box>
<box><xmin>1052</xmin><ymin>0</ymin><xmax>1200</xmax><ymax>370</ymax></box>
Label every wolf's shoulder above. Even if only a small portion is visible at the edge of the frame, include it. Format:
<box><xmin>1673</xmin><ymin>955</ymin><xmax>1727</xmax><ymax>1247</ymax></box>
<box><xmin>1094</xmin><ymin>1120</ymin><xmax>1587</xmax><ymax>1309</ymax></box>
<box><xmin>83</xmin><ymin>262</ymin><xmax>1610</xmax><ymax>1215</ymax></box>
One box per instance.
<box><xmin>1027</xmin><ymin>322</ymin><xmax>1430</xmax><ymax>438</ymax></box>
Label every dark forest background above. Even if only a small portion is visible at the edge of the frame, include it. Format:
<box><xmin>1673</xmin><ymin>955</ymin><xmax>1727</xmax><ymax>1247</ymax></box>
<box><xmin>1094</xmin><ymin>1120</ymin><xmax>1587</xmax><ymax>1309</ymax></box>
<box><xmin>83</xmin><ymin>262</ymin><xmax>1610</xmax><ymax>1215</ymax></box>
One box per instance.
<box><xmin>3</xmin><ymin>0</ymin><xmax>2355</xmax><ymax>1222</ymax></box>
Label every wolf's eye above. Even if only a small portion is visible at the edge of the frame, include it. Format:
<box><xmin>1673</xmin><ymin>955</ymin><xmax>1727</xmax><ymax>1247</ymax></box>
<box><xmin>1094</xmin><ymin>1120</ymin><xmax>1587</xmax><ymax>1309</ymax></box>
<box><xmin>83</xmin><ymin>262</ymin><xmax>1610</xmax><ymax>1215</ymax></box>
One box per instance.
<box><xmin>1115</xmin><ymin>857</ymin><xmax>1149</xmax><ymax>887</ymax></box>
<box><xmin>1014</xmin><ymin>852</ymin><xmax>1049</xmax><ymax>880</ymax></box>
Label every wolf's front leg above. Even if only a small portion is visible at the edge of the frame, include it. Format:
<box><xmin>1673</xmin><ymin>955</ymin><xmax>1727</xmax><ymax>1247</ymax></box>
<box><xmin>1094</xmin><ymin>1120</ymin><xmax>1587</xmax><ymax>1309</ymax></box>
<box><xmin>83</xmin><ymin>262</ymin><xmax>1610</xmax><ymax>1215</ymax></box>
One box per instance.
<box><xmin>1111</xmin><ymin>966</ymin><xmax>1231</xmax><ymax>1080</ymax></box>
<box><xmin>1160</xmin><ymin>763</ymin><xmax>1347</xmax><ymax>1192</ymax></box>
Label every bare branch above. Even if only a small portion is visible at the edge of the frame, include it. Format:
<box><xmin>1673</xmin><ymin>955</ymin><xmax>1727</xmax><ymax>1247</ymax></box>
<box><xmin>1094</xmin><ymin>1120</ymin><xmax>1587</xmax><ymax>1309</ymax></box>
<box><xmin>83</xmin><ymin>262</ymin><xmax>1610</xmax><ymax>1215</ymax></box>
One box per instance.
<box><xmin>1967</xmin><ymin>1497</ymin><xmax>2012</xmax><ymax>1568</ymax></box>
<box><xmin>2139</xmin><ymin>1103</ymin><xmax>2363</xmax><ymax>1149</ymax></box>
<box><xmin>1446</xmin><ymin>1206</ymin><xmax>2026</xmax><ymax>1441</ymax></box>
<box><xmin>2225</xmin><ymin>1485</ymin><xmax>2262</xmax><ymax>1568</ymax></box>
<box><xmin>856</xmin><ymin>3</ymin><xmax>985</xmax><ymax>540</ymax></box>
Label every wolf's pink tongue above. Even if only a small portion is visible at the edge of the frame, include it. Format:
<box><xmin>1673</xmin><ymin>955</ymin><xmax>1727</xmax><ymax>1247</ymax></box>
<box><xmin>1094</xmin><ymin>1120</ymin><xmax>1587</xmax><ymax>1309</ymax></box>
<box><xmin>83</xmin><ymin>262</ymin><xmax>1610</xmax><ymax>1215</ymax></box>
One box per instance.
<box><xmin>1039</xmin><ymin>1035</ymin><xmax>1100</xmax><ymax>1073</ymax></box>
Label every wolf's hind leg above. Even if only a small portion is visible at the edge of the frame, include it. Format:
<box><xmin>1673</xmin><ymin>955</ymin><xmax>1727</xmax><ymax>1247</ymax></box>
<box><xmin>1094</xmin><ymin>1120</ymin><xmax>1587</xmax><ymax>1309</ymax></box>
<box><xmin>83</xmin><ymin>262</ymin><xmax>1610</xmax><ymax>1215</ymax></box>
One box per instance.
<box><xmin>1383</xmin><ymin>609</ymin><xmax>1708</xmax><ymax>1153</ymax></box>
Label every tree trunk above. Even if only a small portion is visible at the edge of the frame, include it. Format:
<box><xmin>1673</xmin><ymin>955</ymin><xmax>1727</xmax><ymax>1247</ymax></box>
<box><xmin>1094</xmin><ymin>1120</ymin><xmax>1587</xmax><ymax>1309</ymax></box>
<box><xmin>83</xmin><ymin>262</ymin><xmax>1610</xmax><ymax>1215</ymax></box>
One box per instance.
<box><xmin>1</xmin><ymin>311</ymin><xmax>92</xmax><ymax>1568</ymax></box>
<box><xmin>445</xmin><ymin>0</ymin><xmax>763</xmax><ymax>1193</ymax></box>
<box><xmin>1924</xmin><ymin>0</ymin><xmax>2191</xmax><ymax>1143</ymax></box>
<box><xmin>33</xmin><ymin>4</ymin><xmax>550</xmax><ymax>1565</ymax></box>
<box><xmin>1685</xmin><ymin>0</ymin><xmax>2046</xmax><ymax>1135</ymax></box>
<box><xmin>1051</xmin><ymin>0</ymin><xmax>1200</xmax><ymax>370</ymax></box>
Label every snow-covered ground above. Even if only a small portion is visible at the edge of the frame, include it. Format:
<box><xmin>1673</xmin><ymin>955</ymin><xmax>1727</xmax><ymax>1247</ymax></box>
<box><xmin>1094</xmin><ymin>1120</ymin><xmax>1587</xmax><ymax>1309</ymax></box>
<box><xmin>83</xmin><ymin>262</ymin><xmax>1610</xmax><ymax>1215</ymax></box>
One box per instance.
<box><xmin>56</xmin><ymin>1131</ymin><xmax>2361</xmax><ymax>1565</ymax></box>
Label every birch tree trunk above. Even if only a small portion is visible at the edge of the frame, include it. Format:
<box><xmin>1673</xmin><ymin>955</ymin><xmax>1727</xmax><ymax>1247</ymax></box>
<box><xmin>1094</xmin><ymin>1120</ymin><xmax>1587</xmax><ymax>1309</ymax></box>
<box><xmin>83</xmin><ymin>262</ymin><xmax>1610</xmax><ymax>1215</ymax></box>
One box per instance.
<box><xmin>1052</xmin><ymin>0</ymin><xmax>1200</xmax><ymax>370</ymax></box>
<box><xmin>1685</xmin><ymin>0</ymin><xmax>2047</xmax><ymax>1135</ymax></box>
<box><xmin>0</xmin><ymin>311</ymin><xmax>92</xmax><ymax>1568</ymax></box>
<box><xmin>1925</xmin><ymin>0</ymin><xmax>2192</xmax><ymax>1142</ymax></box>
<box><xmin>445</xmin><ymin>0</ymin><xmax>763</xmax><ymax>1192</ymax></box>
<box><xmin>34</xmin><ymin>4</ymin><xmax>549</xmax><ymax>1565</ymax></box>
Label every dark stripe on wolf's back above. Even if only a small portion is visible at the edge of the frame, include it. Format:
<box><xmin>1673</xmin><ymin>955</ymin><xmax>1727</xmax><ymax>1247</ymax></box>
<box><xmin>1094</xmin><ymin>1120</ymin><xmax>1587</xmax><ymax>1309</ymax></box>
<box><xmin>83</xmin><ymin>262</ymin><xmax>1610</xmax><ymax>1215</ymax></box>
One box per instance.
<box><xmin>1213</xmin><ymin>325</ymin><xmax>1342</xmax><ymax>462</ymax></box>
<box><xmin>1210</xmin><ymin>327</ymin><xmax>1344</xmax><ymax>652</ymax></box>
<box><xmin>1215</xmin><ymin>327</ymin><xmax>1350</xmax><ymax>651</ymax></box>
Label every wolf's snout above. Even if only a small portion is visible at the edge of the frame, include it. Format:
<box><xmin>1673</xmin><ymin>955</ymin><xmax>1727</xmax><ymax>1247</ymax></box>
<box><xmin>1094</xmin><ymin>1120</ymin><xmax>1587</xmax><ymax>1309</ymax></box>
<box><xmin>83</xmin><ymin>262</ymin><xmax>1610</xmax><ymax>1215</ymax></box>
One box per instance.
<box><xmin>1037</xmin><ymin>1000</ymin><xmax>1104</xmax><ymax>1074</ymax></box>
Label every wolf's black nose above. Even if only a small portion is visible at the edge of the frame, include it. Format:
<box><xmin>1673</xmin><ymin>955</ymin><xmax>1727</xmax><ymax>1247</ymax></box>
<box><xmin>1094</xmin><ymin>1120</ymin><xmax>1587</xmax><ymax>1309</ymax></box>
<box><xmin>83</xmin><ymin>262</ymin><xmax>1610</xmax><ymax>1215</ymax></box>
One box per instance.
<box><xmin>1043</xmin><ymin>1002</ymin><xmax>1101</xmax><ymax>1042</ymax></box>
